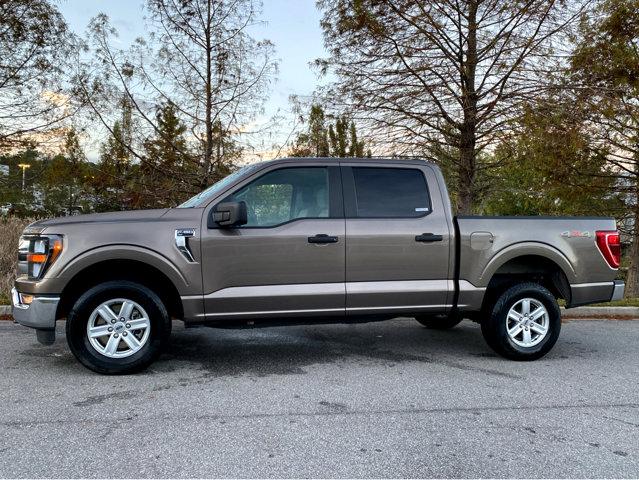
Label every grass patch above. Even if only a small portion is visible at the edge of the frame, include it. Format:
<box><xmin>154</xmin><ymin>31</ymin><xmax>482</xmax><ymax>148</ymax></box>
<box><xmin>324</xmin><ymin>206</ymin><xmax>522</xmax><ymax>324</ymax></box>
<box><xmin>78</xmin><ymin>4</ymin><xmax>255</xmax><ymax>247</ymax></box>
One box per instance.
<box><xmin>559</xmin><ymin>297</ymin><xmax>639</xmax><ymax>307</ymax></box>
<box><xmin>590</xmin><ymin>298</ymin><xmax>639</xmax><ymax>307</ymax></box>
<box><xmin>1</xmin><ymin>217</ymin><xmax>34</xmax><ymax>304</ymax></box>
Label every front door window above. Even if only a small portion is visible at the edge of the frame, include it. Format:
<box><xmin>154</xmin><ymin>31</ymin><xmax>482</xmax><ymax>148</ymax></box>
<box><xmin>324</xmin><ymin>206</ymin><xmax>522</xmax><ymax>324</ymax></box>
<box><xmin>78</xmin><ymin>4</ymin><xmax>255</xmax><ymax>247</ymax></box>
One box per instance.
<box><xmin>223</xmin><ymin>167</ymin><xmax>329</xmax><ymax>227</ymax></box>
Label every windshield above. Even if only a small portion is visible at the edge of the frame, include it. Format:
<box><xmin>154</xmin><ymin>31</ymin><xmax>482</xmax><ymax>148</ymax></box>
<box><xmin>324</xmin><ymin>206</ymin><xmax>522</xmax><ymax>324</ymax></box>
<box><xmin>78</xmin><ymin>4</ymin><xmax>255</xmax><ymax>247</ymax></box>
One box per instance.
<box><xmin>177</xmin><ymin>164</ymin><xmax>261</xmax><ymax>208</ymax></box>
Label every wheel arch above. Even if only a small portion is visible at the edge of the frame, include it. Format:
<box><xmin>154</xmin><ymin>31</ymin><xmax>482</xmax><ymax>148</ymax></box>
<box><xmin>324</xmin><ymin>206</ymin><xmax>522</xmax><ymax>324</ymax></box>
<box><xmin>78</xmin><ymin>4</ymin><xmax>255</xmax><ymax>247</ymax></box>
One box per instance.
<box><xmin>480</xmin><ymin>250</ymin><xmax>573</xmax><ymax>314</ymax></box>
<box><xmin>56</xmin><ymin>256</ymin><xmax>185</xmax><ymax>321</ymax></box>
<box><xmin>480</xmin><ymin>242</ymin><xmax>576</xmax><ymax>284</ymax></box>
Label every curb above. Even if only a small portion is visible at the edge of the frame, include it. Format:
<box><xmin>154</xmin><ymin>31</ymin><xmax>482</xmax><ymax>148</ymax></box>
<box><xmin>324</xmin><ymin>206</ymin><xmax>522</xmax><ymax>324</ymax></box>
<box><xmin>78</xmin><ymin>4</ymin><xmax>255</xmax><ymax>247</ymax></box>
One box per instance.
<box><xmin>1</xmin><ymin>305</ymin><xmax>638</xmax><ymax>321</ymax></box>
<box><xmin>561</xmin><ymin>306</ymin><xmax>639</xmax><ymax>319</ymax></box>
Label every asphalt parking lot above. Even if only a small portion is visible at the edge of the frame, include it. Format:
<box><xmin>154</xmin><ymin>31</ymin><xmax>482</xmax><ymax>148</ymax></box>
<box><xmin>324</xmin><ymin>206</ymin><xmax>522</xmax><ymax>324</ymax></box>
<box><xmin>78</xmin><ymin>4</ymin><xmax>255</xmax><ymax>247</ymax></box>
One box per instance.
<box><xmin>0</xmin><ymin>318</ymin><xmax>637</xmax><ymax>478</ymax></box>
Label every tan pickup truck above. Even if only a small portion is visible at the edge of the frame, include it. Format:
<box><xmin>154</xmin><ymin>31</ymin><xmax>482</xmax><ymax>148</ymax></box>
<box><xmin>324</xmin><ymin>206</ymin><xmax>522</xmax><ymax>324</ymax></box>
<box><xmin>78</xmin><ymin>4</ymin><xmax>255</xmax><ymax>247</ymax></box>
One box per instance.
<box><xmin>12</xmin><ymin>158</ymin><xmax>624</xmax><ymax>374</ymax></box>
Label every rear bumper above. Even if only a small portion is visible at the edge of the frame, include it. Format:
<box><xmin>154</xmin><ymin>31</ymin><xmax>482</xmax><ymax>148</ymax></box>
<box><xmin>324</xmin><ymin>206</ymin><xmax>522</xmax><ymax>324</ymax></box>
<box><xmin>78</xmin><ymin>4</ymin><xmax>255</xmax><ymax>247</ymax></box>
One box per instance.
<box><xmin>611</xmin><ymin>280</ymin><xmax>625</xmax><ymax>302</ymax></box>
<box><xmin>11</xmin><ymin>287</ymin><xmax>59</xmax><ymax>330</ymax></box>
<box><xmin>569</xmin><ymin>280</ymin><xmax>624</xmax><ymax>307</ymax></box>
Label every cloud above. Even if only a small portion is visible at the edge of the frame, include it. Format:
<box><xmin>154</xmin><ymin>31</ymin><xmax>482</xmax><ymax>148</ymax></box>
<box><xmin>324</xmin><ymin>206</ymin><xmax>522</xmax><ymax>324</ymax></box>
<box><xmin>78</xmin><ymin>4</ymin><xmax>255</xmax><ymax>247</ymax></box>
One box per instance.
<box><xmin>40</xmin><ymin>90</ymin><xmax>72</xmax><ymax>114</ymax></box>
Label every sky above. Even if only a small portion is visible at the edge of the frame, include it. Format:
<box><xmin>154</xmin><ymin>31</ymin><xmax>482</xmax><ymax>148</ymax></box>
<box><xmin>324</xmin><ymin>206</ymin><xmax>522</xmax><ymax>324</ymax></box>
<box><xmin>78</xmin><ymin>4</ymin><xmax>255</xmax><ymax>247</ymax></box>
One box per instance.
<box><xmin>57</xmin><ymin>0</ymin><xmax>329</xmax><ymax>160</ymax></box>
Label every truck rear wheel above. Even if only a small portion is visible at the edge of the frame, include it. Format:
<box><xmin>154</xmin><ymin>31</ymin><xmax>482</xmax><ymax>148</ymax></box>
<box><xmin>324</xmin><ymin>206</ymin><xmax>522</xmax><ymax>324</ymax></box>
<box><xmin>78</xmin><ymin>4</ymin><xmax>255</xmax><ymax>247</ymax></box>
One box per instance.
<box><xmin>66</xmin><ymin>281</ymin><xmax>171</xmax><ymax>374</ymax></box>
<box><xmin>481</xmin><ymin>282</ymin><xmax>561</xmax><ymax>361</ymax></box>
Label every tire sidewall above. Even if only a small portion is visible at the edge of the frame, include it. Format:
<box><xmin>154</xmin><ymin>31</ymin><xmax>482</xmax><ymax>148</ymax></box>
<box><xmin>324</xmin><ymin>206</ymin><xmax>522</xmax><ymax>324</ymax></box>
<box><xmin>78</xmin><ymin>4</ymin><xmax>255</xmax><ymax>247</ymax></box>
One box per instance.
<box><xmin>66</xmin><ymin>281</ymin><xmax>170</xmax><ymax>374</ymax></box>
<box><xmin>484</xmin><ymin>283</ymin><xmax>561</xmax><ymax>360</ymax></box>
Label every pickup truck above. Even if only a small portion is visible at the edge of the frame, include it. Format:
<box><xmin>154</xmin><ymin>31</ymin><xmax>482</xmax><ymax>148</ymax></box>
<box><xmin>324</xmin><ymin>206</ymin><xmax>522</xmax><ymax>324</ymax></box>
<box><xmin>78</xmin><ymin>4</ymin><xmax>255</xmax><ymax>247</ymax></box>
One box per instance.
<box><xmin>12</xmin><ymin>157</ymin><xmax>625</xmax><ymax>374</ymax></box>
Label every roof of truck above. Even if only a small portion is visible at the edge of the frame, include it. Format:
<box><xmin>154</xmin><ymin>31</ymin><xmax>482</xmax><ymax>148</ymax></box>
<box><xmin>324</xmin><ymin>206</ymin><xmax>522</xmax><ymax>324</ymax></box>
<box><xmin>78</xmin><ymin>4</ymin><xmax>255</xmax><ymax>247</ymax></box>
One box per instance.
<box><xmin>255</xmin><ymin>157</ymin><xmax>433</xmax><ymax>166</ymax></box>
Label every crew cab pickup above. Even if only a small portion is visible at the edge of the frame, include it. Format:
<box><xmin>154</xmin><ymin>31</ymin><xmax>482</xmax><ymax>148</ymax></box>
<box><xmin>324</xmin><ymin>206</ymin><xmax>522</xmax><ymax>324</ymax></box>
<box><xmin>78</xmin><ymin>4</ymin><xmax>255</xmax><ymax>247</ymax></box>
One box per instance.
<box><xmin>12</xmin><ymin>158</ymin><xmax>625</xmax><ymax>374</ymax></box>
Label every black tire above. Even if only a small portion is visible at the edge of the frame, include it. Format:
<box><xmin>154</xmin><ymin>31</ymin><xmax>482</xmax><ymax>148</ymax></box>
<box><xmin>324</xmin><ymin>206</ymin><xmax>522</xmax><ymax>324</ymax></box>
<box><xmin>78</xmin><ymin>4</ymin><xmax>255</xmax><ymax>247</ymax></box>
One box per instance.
<box><xmin>415</xmin><ymin>314</ymin><xmax>463</xmax><ymax>330</ymax></box>
<box><xmin>66</xmin><ymin>280</ymin><xmax>171</xmax><ymax>374</ymax></box>
<box><xmin>481</xmin><ymin>282</ymin><xmax>561</xmax><ymax>361</ymax></box>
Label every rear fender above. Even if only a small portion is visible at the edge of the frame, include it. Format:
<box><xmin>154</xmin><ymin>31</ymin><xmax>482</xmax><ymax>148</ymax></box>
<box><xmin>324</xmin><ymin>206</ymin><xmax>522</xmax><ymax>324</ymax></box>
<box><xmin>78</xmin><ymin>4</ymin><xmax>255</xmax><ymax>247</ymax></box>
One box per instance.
<box><xmin>479</xmin><ymin>242</ymin><xmax>576</xmax><ymax>286</ymax></box>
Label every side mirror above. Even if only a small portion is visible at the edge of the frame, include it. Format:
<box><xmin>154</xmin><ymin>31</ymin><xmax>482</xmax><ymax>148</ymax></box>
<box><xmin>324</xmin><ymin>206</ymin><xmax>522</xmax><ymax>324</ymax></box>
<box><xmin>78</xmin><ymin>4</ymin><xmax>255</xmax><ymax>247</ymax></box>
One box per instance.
<box><xmin>210</xmin><ymin>201</ymin><xmax>247</xmax><ymax>228</ymax></box>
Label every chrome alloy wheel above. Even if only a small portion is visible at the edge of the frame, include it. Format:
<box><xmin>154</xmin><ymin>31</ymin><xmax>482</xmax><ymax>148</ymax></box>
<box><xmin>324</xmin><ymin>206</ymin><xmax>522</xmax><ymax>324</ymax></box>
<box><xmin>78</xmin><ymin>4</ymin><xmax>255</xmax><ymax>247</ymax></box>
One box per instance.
<box><xmin>86</xmin><ymin>298</ymin><xmax>151</xmax><ymax>358</ymax></box>
<box><xmin>506</xmin><ymin>298</ymin><xmax>549</xmax><ymax>348</ymax></box>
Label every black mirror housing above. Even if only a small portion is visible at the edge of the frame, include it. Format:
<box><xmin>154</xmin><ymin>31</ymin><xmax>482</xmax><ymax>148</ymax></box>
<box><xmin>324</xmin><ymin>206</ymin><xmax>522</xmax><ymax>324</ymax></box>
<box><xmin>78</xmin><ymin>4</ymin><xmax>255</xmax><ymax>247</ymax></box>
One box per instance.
<box><xmin>210</xmin><ymin>201</ymin><xmax>247</xmax><ymax>228</ymax></box>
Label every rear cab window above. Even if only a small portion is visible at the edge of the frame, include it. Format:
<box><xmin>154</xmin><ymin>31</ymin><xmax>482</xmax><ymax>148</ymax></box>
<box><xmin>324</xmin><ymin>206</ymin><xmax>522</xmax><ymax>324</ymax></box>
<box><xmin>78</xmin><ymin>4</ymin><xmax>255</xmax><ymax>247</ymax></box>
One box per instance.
<box><xmin>345</xmin><ymin>166</ymin><xmax>431</xmax><ymax>218</ymax></box>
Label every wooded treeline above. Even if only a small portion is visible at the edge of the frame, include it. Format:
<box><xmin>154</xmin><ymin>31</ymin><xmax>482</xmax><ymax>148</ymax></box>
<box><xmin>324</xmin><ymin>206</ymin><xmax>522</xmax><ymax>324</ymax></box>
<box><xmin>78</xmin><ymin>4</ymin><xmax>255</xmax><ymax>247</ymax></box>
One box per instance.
<box><xmin>0</xmin><ymin>0</ymin><xmax>637</xmax><ymax>297</ymax></box>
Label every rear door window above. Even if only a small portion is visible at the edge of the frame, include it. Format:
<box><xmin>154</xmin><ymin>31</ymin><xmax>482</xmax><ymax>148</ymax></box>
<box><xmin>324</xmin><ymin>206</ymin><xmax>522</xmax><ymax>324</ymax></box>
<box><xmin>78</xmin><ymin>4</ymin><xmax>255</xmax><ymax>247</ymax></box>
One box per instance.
<box><xmin>351</xmin><ymin>167</ymin><xmax>431</xmax><ymax>218</ymax></box>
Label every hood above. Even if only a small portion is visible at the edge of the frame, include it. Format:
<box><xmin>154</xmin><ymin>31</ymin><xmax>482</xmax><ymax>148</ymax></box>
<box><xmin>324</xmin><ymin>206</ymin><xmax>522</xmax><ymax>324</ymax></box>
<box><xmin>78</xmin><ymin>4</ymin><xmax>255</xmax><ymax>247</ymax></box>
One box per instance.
<box><xmin>27</xmin><ymin>209</ymin><xmax>171</xmax><ymax>232</ymax></box>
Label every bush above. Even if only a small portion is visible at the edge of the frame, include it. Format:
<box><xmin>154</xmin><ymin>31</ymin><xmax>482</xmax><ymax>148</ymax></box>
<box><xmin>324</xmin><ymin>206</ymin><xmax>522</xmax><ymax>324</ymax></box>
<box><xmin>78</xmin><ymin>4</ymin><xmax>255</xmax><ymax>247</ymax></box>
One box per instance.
<box><xmin>0</xmin><ymin>217</ymin><xmax>34</xmax><ymax>304</ymax></box>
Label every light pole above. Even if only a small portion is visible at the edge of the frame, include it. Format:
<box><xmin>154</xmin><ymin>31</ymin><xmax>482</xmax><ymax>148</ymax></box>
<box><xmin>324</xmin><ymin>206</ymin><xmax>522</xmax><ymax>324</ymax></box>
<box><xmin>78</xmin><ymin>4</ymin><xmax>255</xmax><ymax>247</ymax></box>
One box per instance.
<box><xmin>17</xmin><ymin>163</ymin><xmax>31</xmax><ymax>191</ymax></box>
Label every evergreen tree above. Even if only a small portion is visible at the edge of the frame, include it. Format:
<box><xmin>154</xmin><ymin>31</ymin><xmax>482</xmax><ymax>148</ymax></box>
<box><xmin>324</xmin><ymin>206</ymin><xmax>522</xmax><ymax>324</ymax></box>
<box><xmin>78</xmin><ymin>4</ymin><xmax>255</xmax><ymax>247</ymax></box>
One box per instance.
<box><xmin>41</xmin><ymin>128</ymin><xmax>90</xmax><ymax>216</ymax></box>
<box><xmin>139</xmin><ymin>102</ymin><xmax>193</xmax><ymax>208</ymax></box>
<box><xmin>348</xmin><ymin>121</ymin><xmax>365</xmax><ymax>157</ymax></box>
<box><xmin>290</xmin><ymin>105</ymin><xmax>366</xmax><ymax>158</ymax></box>
<box><xmin>571</xmin><ymin>0</ymin><xmax>639</xmax><ymax>297</ymax></box>
<box><xmin>64</xmin><ymin>129</ymin><xmax>87</xmax><ymax>165</ymax></box>
<box><xmin>483</xmin><ymin>98</ymin><xmax>625</xmax><ymax>217</ymax></box>
<box><xmin>92</xmin><ymin>100</ymin><xmax>135</xmax><ymax>211</ymax></box>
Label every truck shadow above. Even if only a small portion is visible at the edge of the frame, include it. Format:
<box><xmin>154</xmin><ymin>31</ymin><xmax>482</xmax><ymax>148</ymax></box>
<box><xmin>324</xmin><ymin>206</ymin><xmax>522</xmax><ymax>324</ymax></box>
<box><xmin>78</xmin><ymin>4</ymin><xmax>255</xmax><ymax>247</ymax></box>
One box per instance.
<box><xmin>155</xmin><ymin>319</ymin><xmax>518</xmax><ymax>379</ymax></box>
<box><xmin>16</xmin><ymin>319</ymin><xmax>487</xmax><ymax>376</ymax></box>
<box><xmin>15</xmin><ymin>318</ymin><xmax>591</xmax><ymax>379</ymax></box>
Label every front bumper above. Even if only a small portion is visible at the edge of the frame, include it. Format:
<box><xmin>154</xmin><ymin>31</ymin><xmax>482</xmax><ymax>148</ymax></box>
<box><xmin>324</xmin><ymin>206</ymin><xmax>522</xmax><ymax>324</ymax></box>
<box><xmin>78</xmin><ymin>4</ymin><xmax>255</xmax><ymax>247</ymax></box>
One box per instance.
<box><xmin>11</xmin><ymin>287</ymin><xmax>59</xmax><ymax>330</ymax></box>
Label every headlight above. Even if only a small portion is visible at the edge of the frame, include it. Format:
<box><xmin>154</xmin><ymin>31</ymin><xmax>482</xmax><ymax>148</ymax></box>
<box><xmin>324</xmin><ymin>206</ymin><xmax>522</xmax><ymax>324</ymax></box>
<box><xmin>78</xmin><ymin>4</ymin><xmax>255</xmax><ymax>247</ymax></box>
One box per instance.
<box><xmin>19</xmin><ymin>235</ymin><xmax>64</xmax><ymax>280</ymax></box>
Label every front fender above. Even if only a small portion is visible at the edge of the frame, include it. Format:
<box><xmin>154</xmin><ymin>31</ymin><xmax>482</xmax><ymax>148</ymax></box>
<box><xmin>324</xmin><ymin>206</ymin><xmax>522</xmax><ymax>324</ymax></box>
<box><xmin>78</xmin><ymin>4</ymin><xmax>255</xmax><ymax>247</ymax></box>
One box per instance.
<box><xmin>57</xmin><ymin>244</ymin><xmax>190</xmax><ymax>291</ymax></box>
<box><xmin>15</xmin><ymin>244</ymin><xmax>193</xmax><ymax>296</ymax></box>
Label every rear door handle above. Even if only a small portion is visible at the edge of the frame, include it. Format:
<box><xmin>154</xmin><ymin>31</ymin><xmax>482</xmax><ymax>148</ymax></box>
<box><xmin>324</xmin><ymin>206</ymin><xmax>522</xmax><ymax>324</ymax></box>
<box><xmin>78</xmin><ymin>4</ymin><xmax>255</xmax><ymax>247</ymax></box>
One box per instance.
<box><xmin>308</xmin><ymin>234</ymin><xmax>339</xmax><ymax>244</ymax></box>
<box><xmin>415</xmin><ymin>233</ymin><xmax>443</xmax><ymax>243</ymax></box>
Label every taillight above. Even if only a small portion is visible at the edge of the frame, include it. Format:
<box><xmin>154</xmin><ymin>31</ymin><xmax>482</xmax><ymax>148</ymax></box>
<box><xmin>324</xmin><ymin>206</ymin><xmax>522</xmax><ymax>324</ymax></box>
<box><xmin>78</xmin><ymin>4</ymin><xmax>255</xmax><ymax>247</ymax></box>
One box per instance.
<box><xmin>595</xmin><ymin>230</ymin><xmax>621</xmax><ymax>269</ymax></box>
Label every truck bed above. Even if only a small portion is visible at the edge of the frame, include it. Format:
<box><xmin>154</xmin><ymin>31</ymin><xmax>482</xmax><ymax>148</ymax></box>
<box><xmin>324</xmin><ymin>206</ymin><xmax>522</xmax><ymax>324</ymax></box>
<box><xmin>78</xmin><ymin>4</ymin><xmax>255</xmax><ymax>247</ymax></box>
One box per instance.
<box><xmin>454</xmin><ymin>216</ymin><xmax>620</xmax><ymax>309</ymax></box>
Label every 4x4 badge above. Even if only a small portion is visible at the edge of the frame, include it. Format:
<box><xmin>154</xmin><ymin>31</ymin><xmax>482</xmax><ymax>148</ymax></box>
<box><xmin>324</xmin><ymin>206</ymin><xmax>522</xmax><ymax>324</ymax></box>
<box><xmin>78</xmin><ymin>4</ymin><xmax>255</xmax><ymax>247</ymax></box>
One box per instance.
<box><xmin>561</xmin><ymin>230</ymin><xmax>591</xmax><ymax>238</ymax></box>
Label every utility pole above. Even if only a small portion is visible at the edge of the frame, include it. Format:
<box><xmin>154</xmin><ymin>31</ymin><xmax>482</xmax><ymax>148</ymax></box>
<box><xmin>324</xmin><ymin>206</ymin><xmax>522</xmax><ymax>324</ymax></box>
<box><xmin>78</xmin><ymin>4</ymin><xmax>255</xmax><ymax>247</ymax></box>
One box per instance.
<box><xmin>17</xmin><ymin>163</ymin><xmax>31</xmax><ymax>191</ymax></box>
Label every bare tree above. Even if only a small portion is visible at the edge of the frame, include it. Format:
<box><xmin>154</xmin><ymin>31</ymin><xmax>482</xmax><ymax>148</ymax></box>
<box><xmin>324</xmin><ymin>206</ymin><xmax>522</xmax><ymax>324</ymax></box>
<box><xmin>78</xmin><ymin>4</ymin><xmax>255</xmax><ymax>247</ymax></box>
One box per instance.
<box><xmin>317</xmin><ymin>0</ymin><xmax>589</xmax><ymax>213</ymax></box>
<box><xmin>0</xmin><ymin>0</ymin><xmax>75</xmax><ymax>152</ymax></box>
<box><xmin>589</xmin><ymin>99</ymin><xmax>639</xmax><ymax>297</ymax></box>
<box><xmin>76</xmin><ymin>0</ymin><xmax>277</xmax><ymax>195</ymax></box>
<box><xmin>570</xmin><ymin>0</ymin><xmax>639</xmax><ymax>297</ymax></box>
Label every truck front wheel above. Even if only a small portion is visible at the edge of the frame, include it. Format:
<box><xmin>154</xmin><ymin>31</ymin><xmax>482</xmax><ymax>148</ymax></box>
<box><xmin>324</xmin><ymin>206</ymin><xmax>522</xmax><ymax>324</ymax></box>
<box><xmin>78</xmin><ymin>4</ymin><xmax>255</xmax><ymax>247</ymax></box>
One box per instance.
<box><xmin>66</xmin><ymin>281</ymin><xmax>171</xmax><ymax>374</ymax></box>
<box><xmin>481</xmin><ymin>282</ymin><xmax>561</xmax><ymax>361</ymax></box>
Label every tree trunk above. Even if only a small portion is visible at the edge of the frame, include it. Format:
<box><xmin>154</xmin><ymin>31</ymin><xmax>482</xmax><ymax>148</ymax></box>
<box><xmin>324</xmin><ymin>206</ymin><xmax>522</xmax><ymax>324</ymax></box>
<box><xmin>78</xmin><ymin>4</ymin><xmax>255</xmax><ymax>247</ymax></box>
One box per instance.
<box><xmin>202</xmin><ymin>0</ymin><xmax>214</xmax><ymax>189</ymax></box>
<box><xmin>457</xmin><ymin>0</ymin><xmax>478</xmax><ymax>215</ymax></box>
<box><xmin>625</xmin><ymin>174</ymin><xmax>639</xmax><ymax>298</ymax></box>
<box><xmin>457</xmin><ymin>130</ymin><xmax>476</xmax><ymax>214</ymax></box>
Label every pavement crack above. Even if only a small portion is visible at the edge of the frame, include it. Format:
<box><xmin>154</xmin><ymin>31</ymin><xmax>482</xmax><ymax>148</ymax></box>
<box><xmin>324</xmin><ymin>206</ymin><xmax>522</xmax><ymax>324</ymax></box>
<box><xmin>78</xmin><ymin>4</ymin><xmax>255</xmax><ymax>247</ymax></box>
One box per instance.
<box><xmin>4</xmin><ymin>402</ymin><xmax>638</xmax><ymax>429</ymax></box>
<box><xmin>602</xmin><ymin>414</ymin><xmax>639</xmax><ymax>428</ymax></box>
<box><xmin>72</xmin><ymin>390</ymin><xmax>137</xmax><ymax>407</ymax></box>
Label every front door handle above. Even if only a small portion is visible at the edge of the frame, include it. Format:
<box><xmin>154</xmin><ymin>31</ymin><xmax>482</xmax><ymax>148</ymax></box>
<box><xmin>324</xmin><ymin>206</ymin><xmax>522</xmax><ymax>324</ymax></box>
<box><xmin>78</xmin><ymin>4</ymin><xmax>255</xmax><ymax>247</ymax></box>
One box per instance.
<box><xmin>415</xmin><ymin>233</ymin><xmax>443</xmax><ymax>243</ymax></box>
<box><xmin>308</xmin><ymin>234</ymin><xmax>339</xmax><ymax>244</ymax></box>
